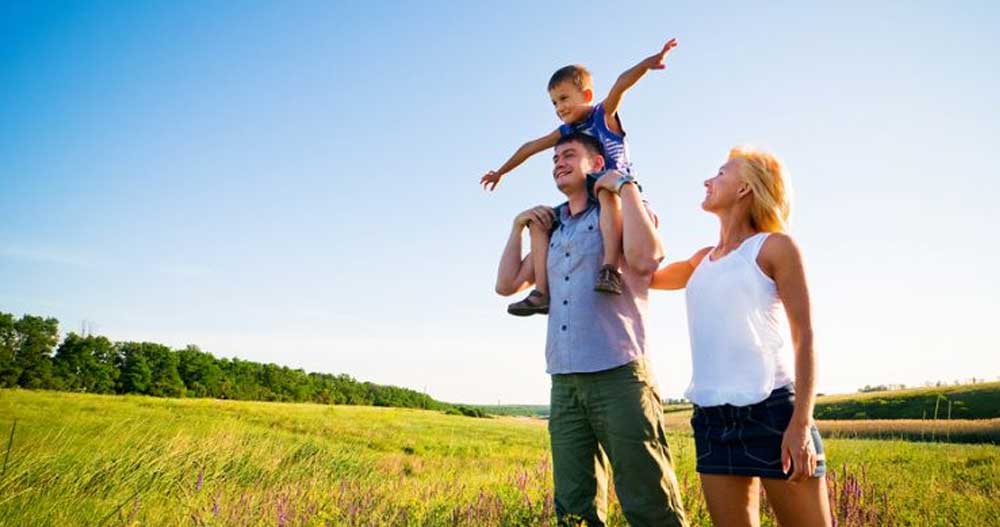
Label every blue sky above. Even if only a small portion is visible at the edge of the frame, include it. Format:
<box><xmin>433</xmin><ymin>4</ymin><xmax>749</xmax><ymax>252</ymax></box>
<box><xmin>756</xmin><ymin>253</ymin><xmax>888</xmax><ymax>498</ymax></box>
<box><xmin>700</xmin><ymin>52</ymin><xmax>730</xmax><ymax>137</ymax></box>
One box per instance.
<box><xmin>2</xmin><ymin>1</ymin><xmax>998</xmax><ymax>404</ymax></box>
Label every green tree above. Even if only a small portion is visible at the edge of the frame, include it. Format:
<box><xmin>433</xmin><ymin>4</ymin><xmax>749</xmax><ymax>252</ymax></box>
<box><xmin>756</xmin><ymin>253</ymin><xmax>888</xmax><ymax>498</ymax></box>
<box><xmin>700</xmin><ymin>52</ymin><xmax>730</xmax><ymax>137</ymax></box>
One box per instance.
<box><xmin>116</xmin><ymin>342</ymin><xmax>152</xmax><ymax>394</ymax></box>
<box><xmin>141</xmin><ymin>343</ymin><xmax>185</xmax><ymax>397</ymax></box>
<box><xmin>53</xmin><ymin>333</ymin><xmax>119</xmax><ymax>393</ymax></box>
<box><xmin>176</xmin><ymin>345</ymin><xmax>223</xmax><ymax>397</ymax></box>
<box><xmin>0</xmin><ymin>312</ymin><xmax>19</xmax><ymax>387</ymax></box>
<box><xmin>13</xmin><ymin>315</ymin><xmax>59</xmax><ymax>389</ymax></box>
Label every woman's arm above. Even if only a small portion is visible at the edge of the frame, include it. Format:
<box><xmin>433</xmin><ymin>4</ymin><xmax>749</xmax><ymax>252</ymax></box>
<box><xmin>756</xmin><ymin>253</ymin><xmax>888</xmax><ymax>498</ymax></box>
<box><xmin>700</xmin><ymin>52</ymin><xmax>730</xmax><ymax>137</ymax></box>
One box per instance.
<box><xmin>759</xmin><ymin>233</ymin><xmax>817</xmax><ymax>482</ymax></box>
<box><xmin>650</xmin><ymin>247</ymin><xmax>712</xmax><ymax>290</ymax></box>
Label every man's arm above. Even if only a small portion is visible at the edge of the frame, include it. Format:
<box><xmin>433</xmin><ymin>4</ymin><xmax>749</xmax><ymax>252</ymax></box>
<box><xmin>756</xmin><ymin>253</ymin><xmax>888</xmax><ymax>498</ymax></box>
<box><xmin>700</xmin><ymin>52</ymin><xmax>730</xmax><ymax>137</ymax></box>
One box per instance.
<box><xmin>618</xmin><ymin>183</ymin><xmax>664</xmax><ymax>275</ymax></box>
<box><xmin>592</xmin><ymin>172</ymin><xmax>664</xmax><ymax>274</ymax></box>
<box><xmin>495</xmin><ymin>206</ymin><xmax>555</xmax><ymax>295</ymax></box>
<box><xmin>482</xmin><ymin>129</ymin><xmax>562</xmax><ymax>191</ymax></box>
<box><xmin>650</xmin><ymin>247</ymin><xmax>712</xmax><ymax>290</ymax></box>
<box><xmin>602</xmin><ymin>38</ymin><xmax>677</xmax><ymax>134</ymax></box>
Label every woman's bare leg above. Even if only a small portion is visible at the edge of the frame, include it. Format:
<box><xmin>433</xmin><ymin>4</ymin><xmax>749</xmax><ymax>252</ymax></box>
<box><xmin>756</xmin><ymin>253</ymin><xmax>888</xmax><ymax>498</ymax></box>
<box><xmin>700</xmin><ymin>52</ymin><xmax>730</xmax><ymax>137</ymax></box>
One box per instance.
<box><xmin>760</xmin><ymin>476</ymin><xmax>832</xmax><ymax>527</ymax></box>
<box><xmin>700</xmin><ymin>474</ymin><xmax>761</xmax><ymax>527</ymax></box>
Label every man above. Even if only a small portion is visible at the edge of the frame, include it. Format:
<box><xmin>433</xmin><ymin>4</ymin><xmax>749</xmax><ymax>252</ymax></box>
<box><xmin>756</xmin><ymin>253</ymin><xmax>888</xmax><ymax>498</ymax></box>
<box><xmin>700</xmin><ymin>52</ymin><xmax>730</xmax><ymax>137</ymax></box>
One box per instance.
<box><xmin>494</xmin><ymin>132</ymin><xmax>688</xmax><ymax>526</ymax></box>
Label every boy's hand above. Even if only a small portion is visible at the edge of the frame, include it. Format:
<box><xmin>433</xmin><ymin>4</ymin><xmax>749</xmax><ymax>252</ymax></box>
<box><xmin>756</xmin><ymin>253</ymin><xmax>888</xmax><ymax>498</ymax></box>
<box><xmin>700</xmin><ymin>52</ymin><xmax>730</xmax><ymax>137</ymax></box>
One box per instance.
<box><xmin>592</xmin><ymin>170</ymin><xmax>623</xmax><ymax>195</ymax></box>
<box><xmin>481</xmin><ymin>170</ymin><xmax>504</xmax><ymax>191</ymax></box>
<box><xmin>643</xmin><ymin>38</ymin><xmax>677</xmax><ymax>70</ymax></box>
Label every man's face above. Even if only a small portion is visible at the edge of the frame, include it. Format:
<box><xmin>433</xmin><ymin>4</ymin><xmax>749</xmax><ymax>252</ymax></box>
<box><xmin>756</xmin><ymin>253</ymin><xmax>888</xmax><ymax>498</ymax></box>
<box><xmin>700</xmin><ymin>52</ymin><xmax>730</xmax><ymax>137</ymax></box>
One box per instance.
<box><xmin>552</xmin><ymin>141</ymin><xmax>600</xmax><ymax>192</ymax></box>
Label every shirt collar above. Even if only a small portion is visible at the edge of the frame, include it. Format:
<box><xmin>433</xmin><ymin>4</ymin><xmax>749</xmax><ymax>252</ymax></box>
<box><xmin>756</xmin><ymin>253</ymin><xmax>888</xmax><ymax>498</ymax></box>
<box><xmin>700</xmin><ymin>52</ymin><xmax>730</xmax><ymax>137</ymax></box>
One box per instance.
<box><xmin>558</xmin><ymin>196</ymin><xmax>598</xmax><ymax>223</ymax></box>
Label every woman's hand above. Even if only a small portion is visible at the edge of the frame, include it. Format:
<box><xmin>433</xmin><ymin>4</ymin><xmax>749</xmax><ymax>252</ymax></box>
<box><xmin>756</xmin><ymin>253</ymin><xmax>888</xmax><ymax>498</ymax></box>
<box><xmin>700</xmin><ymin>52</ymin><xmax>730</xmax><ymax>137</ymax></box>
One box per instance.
<box><xmin>781</xmin><ymin>420</ymin><xmax>818</xmax><ymax>482</ymax></box>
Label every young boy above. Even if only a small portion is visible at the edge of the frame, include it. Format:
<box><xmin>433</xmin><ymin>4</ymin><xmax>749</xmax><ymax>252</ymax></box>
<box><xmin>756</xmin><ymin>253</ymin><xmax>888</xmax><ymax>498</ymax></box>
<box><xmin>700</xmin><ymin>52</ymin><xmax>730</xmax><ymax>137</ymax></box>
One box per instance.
<box><xmin>481</xmin><ymin>38</ymin><xmax>677</xmax><ymax>316</ymax></box>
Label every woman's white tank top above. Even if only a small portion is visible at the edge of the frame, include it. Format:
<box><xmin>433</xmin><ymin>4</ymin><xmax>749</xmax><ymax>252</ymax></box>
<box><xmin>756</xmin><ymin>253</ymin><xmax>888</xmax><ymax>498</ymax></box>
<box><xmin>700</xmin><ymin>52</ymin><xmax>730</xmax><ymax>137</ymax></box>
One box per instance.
<box><xmin>684</xmin><ymin>232</ymin><xmax>794</xmax><ymax>407</ymax></box>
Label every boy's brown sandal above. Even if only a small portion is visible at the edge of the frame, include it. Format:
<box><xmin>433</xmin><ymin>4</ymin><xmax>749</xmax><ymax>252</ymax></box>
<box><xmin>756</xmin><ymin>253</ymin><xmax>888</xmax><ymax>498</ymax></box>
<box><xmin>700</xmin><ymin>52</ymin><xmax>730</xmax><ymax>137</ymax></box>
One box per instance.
<box><xmin>507</xmin><ymin>290</ymin><xmax>550</xmax><ymax>316</ymax></box>
<box><xmin>593</xmin><ymin>264</ymin><xmax>623</xmax><ymax>295</ymax></box>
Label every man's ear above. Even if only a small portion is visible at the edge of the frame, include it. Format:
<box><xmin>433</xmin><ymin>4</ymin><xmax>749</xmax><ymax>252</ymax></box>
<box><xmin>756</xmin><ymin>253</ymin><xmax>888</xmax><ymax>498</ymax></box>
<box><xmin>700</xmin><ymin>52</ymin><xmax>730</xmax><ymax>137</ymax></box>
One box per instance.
<box><xmin>593</xmin><ymin>154</ymin><xmax>606</xmax><ymax>172</ymax></box>
<box><xmin>583</xmin><ymin>88</ymin><xmax>594</xmax><ymax>103</ymax></box>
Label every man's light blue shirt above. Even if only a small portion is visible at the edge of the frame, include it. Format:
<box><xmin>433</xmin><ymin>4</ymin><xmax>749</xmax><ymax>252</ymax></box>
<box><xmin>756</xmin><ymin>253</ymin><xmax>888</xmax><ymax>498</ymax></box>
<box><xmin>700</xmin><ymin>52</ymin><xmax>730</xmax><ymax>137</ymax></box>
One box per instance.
<box><xmin>545</xmin><ymin>198</ymin><xmax>659</xmax><ymax>374</ymax></box>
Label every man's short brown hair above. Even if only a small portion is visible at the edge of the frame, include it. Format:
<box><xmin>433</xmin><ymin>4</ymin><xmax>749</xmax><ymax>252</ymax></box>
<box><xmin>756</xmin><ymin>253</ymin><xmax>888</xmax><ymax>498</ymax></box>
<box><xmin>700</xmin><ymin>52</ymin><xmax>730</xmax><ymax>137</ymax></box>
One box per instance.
<box><xmin>548</xmin><ymin>64</ymin><xmax>593</xmax><ymax>92</ymax></box>
<box><xmin>556</xmin><ymin>132</ymin><xmax>604</xmax><ymax>159</ymax></box>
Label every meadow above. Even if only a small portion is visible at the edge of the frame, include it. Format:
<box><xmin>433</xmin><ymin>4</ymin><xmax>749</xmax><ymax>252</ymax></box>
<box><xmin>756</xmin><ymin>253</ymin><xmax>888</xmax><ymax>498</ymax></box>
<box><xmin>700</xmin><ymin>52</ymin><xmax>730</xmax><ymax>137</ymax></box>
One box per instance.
<box><xmin>659</xmin><ymin>412</ymin><xmax>1000</xmax><ymax>445</ymax></box>
<box><xmin>813</xmin><ymin>382</ymin><xmax>1000</xmax><ymax>420</ymax></box>
<box><xmin>1</xmin><ymin>389</ymin><xmax>997</xmax><ymax>526</ymax></box>
<box><xmin>482</xmin><ymin>382</ymin><xmax>1000</xmax><ymax>421</ymax></box>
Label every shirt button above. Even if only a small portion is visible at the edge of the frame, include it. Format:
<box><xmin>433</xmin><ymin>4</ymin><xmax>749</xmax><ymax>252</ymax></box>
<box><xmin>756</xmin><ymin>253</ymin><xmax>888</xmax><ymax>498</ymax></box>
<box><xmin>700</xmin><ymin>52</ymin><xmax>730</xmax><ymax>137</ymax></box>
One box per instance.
<box><xmin>588</xmin><ymin>225</ymin><xmax>594</xmax><ymax>230</ymax></box>
<box><xmin>565</xmin><ymin>252</ymin><xmax>570</xmax><ymax>257</ymax></box>
<box><xmin>561</xmin><ymin>325</ymin><xmax>567</xmax><ymax>331</ymax></box>
<box><xmin>562</xmin><ymin>300</ymin><xmax>568</xmax><ymax>305</ymax></box>
<box><xmin>564</xmin><ymin>276</ymin><xmax>569</xmax><ymax>281</ymax></box>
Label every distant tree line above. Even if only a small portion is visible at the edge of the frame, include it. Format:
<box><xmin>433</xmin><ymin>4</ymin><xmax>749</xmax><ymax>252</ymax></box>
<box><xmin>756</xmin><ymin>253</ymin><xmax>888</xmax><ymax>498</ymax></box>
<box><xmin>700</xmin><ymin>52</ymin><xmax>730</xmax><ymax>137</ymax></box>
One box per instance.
<box><xmin>858</xmin><ymin>384</ymin><xmax>908</xmax><ymax>393</ymax></box>
<box><xmin>0</xmin><ymin>312</ymin><xmax>486</xmax><ymax>417</ymax></box>
<box><xmin>859</xmin><ymin>378</ymin><xmax>995</xmax><ymax>393</ymax></box>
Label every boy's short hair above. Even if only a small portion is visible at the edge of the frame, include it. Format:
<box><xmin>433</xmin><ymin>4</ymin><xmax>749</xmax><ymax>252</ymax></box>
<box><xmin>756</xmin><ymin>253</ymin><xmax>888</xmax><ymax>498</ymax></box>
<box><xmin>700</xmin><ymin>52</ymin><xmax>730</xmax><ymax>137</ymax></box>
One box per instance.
<box><xmin>548</xmin><ymin>64</ymin><xmax>593</xmax><ymax>92</ymax></box>
<box><xmin>557</xmin><ymin>132</ymin><xmax>604</xmax><ymax>159</ymax></box>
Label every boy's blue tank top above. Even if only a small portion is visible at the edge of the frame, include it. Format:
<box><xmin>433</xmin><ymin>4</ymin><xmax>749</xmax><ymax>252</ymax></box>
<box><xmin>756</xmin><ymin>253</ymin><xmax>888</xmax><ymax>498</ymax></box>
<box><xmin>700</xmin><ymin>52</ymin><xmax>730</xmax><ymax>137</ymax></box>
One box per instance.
<box><xmin>558</xmin><ymin>102</ymin><xmax>633</xmax><ymax>175</ymax></box>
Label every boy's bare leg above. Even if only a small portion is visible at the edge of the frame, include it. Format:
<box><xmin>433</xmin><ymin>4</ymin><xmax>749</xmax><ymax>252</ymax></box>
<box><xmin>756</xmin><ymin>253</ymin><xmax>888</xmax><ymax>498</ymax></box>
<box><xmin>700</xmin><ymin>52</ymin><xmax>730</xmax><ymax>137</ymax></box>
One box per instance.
<box><xmin>597</xmin><ymin>190</ymin><xmax>622</xmax><ymax>270</ymax></box>
<box><xmin>507</xmin><ymin>221</ymin><xmax>551</xmax><ymax>316</ymax></box>
<box><xmin>594</xmin><ymin>189</ymin><xmax>624</xmax><ymax>295</ymax></box>
<box><xmin>529</xmin><ymin>221</ymin><xmax>550</xmax><ymax>296</ymax></box>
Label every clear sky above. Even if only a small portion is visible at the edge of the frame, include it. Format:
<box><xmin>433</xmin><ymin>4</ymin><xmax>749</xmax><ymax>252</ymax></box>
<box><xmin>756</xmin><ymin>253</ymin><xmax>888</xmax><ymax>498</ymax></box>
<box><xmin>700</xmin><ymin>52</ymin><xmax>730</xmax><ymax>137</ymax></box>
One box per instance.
<box><xmin>2</xmin><ymin>1</ymin><xmax>998</xmax><ymax>404</ymax></box>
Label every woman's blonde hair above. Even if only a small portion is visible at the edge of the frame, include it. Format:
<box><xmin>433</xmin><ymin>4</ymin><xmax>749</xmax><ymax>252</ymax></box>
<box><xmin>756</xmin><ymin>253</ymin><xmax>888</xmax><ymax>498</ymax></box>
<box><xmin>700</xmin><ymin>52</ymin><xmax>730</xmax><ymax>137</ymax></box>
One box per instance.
<box><xmin>729</xmin><ymin>146</ymin><xmax>792</xmax><ymax>233</ymax></box>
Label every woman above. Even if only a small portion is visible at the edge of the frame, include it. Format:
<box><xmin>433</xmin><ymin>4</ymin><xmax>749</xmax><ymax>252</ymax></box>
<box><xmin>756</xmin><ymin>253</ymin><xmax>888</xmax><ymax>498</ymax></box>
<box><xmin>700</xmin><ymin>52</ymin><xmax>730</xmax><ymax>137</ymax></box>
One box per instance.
<box><xmin>652</xmin><ymin>147</ymin><xmax>831</xmax><ymax>526</ymax></box>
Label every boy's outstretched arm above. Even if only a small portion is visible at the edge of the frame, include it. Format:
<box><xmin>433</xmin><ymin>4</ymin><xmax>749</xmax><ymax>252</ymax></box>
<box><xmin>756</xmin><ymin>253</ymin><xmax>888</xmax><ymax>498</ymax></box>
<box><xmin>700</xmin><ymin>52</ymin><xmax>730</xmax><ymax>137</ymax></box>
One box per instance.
<box><xmin>602</xmin><ymin>38</ymin><xmax>677</xmax><ymax>134</ymax></box>
<box><xmin>481</xmin><ymin>129</ymin><xmax>562</xmax><ymax>191</ymax></box>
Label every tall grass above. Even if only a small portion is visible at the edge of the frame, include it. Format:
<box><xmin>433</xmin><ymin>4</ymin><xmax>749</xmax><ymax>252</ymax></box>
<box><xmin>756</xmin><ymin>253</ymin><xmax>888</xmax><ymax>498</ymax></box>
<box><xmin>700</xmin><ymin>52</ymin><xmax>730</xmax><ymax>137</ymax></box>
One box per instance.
<box><xmin>820</xmin><ymin>418</ymin><xmax>1000</xmax><ymax>444</ymax></box>
<box><xmin>1</xmin><ymin>389</ymin><xmax>997</xmax><ymax>526</ymax></box>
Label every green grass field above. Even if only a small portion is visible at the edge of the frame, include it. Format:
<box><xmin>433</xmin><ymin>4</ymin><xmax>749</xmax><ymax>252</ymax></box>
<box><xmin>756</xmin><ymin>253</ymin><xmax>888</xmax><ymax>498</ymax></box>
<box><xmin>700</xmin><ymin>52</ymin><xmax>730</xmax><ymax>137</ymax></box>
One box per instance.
<box><xmin>480</xmin><ymin>382</ymin><xmax>1000</xmax><ymax>425</ymax></box>
<box><xmin>660</xmin><ymin>411</ymin><xmax>1000</xmax><ymax>445</ymax></box>
<box><xmin>814</xmin><ymin>382</ymin><xmax>1000</xmax><ymax>420</ymax></box>
<box><xmin>1</xmin><ymin>389</ymin><xmax>997</xmax><ymax>526</ymax></box>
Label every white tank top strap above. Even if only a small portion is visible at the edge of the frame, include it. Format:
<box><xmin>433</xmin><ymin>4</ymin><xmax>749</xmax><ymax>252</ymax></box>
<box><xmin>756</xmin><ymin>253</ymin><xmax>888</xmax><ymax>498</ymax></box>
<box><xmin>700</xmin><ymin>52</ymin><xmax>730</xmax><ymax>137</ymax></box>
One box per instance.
<box><xmin>744</xmin><ymin>232</ymin><xmax>771</xmax><ymax>258</ymax></box>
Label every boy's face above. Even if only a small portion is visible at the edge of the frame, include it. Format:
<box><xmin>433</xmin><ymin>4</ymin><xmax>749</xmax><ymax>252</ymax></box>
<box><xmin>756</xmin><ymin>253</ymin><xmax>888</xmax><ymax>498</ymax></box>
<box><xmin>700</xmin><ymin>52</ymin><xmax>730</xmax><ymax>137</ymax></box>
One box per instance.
<box><xmin>549</xmin><ymin>82</ymin><xmax>593</xmax><ymax>125</ymax></box>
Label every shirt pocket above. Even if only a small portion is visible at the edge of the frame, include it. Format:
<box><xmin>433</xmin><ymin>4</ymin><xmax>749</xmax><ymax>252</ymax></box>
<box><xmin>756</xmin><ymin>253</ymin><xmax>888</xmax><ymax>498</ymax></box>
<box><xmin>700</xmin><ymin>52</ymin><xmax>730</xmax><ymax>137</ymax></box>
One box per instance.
<box><xmin>573</xmin><ymin>220</ymin><xmax>603</xmax><ymax>257</ymax></box>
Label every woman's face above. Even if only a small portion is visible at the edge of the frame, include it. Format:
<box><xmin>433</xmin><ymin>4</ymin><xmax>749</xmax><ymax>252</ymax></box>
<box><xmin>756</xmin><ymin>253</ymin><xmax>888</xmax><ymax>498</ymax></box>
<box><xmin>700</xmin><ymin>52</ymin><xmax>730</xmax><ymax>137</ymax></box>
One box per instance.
<box><xmin>702</xmin><ymin>158</ymin><xmax>747</xmax><ymax>212</ymax></box>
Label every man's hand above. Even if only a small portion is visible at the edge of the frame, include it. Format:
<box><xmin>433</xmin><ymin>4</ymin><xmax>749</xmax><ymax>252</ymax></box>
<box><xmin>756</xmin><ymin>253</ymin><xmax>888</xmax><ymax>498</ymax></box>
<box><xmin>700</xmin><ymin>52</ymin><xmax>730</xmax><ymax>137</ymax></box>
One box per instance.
<box><xmin>481</xmin><ymin>170</ymin><xmax>505</xmax><ymax>191</ymax></box>
<box><xmin>514</xmin><ymin>205</ymin><xmax>556</xmax><ymax>231</ymax></box>
<box><xmin>781</xmin><ymin>421</ymin><xmax>818</xmax><ymax>482</ymax></box>
<box><xmin>642</xmin><ymin>38</ymin><xmax>677</xmax><ymax>71</ymax></box>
